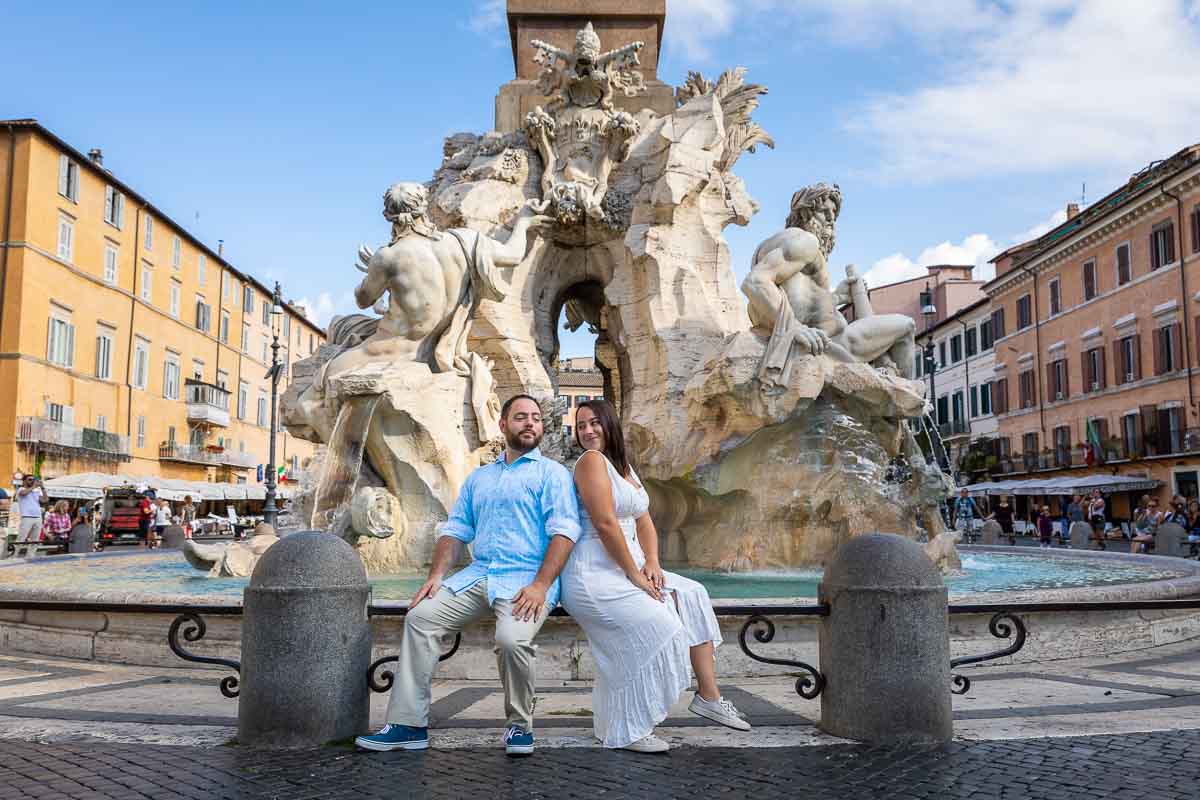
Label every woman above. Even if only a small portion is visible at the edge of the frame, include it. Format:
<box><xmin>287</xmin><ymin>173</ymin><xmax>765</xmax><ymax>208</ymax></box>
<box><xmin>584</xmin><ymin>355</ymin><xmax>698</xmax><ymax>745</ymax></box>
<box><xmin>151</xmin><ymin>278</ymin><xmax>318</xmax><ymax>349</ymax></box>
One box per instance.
<box><xmin>152</xmin><ymin>498</ymin><xmax>172</xmax><ymax>548</ymax></box>
<box><xmin>1163</xmin><ymin>496</ymin><xmax>1189</xmax><ymax>527</ymax></box>
<box><xmin>1088</xmin><ymin>489</ymin><xmax>1107</xmax><ymax>549</ymax></box>
<box><xmin>43</xmin><ymin>500</ymin><xmax>72</xmax><ymax>548</ymax></box>
<box><xmin>180</xmin><ymin>495</ymin><xmax>197</xmax><ymax>539</ymax></box>
<box><xmin>1131</xmin><ymin>497</ymin><xmax>1161</xmax><ymax>553</ymax></box>
<box><xmin>1036</xmin><ymin>505</ymin><xmax>1053</xmax><ymax>548</ymax></box>
<box><xmin>988</xmin><ymin>496</ymin><xmax>1014</xmax><ymax>544</ymax></box>
<box><xmin>1186</xmin><ymin>499</ymin><xmax>1200</xmax><ymax>558</ymax></box>
<box><xmin>561</xmin><ymin>400</ymin><xmax>749</xmax><ymax>754</ymax></box>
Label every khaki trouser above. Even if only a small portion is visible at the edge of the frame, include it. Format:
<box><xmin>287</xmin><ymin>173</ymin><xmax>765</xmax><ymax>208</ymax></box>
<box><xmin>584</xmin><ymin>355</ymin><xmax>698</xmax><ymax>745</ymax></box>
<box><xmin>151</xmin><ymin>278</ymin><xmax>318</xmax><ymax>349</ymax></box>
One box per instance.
<box><xmin>18</xmin><ymin>518</ymin><xmax>41</xmax><ymax>543</ymax></box>
<box><xmin>385</xmin><ymin>580</ymin><xmax>549</xmax><ymax>731</ymax></box>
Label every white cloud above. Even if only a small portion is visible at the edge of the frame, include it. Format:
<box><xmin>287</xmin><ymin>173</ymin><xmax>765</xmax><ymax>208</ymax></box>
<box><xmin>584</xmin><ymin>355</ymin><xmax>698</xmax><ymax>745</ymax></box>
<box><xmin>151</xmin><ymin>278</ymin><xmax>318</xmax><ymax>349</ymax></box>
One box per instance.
<box><xmin>468</xmin><ymin>0</ymin><xmax>505</xmax><ymax>35</ymax></box>
<box><xmin>852</xmin><ymin>0</ymin><xmax>1200</xmax><ymax>180</ymax></box>
<box><xmin>1013</xmin><ymin>208</ymin><xmax>1069</xmax><ymax>245</ymax></box>
<box><xmin>861</xmin><ymin>205</ymin><xmax>1075</xmax><ymax>289</ymax></box>
<box><xmin>294</xmin><ymin>291</ymin><xmax>357</xmax><ymax>328</ymax></box>
<box><xmin>653</xmin><ymin>1</ymin><xmax>1200</xmax><ymax>180</ymax></box>
<box><xmin>862</xmin><ymin>232</ymin><xmax>1000</xmax><ymax>287</ymax></box>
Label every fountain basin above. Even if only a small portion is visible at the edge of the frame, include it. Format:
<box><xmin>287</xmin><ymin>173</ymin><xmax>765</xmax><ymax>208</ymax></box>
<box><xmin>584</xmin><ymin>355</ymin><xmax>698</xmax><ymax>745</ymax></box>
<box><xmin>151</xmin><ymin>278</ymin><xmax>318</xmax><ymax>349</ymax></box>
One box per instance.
<box><xmin>1</xmin><ymin>546</ymin><xmax>1198</xmax><ymax>678</ymax></box>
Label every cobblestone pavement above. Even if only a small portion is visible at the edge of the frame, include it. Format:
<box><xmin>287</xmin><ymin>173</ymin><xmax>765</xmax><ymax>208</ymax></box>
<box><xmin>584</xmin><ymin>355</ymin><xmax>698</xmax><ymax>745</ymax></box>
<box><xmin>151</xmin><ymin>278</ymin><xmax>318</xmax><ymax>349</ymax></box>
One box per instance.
<box><xmin>2</xmin><ymin>729</ymin><xmax>1199</xmax><ymax>800</ymax></box>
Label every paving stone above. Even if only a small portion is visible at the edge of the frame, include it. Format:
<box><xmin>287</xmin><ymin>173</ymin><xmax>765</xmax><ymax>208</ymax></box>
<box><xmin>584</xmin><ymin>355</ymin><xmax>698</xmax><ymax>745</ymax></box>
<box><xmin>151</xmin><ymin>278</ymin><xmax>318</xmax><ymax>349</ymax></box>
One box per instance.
<box><xmin>2</xmin><ymin>731</ymin><xmax>1198</xmax><ymax>799</ymax></box>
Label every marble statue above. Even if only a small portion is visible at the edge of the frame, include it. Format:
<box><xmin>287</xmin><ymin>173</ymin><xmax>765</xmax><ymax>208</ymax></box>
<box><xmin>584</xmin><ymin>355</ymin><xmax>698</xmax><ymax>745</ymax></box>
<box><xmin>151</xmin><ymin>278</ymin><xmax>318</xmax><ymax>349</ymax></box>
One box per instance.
<box><xmin>276</xmin><ymin>20</ymin><xmax>952</xmax><ymax>572</ymax></box>
<box><xmin>742</xmin><ymin>182</ymin><xmax>918</xmax><ymax>385</ymax></box>
<box><xmin>924</xmin><ymin>530</ymin><xmax>963</xmax><ymax>575</ymax></box>
<box><xmin>280</xmin><ymin>183</ymin><xmax>546</xmax><ymax>571</ymax></box>
<box><xmin>524</xmin><ymin>23</ymin><xmax>643</xmax><ymax>230</ymax></box>
<box><xmin>182</xmin><ymin>523</ymin><xmax>279</xmax><ymax>578</ymax></box>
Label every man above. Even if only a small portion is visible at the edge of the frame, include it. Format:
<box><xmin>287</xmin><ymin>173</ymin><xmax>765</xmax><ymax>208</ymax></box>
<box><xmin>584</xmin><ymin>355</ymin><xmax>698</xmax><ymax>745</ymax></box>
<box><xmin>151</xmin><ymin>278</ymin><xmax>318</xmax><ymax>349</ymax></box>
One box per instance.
<box><xmin>15</xmin><ymin>474</ymin><xmax>46</xmax><ymax>544</ymax></box>
<box><xmin>741</xmin><ymin>182</ymin><xmax>917</xmax><ymax>381</ymax></box>
<box><xmin>137</xmin><ymin>489</ymin><xmax>155</xmax><ymax>549</ymax></box>
<box><xmin>356</xmin><ymin>395</ymin><xmax>580</xmax><ymax>756</ymax></box>
<box><xmin>951</xmin><ymin>488</ymin><xmax>981</xmax><ymax>544</ymax></box>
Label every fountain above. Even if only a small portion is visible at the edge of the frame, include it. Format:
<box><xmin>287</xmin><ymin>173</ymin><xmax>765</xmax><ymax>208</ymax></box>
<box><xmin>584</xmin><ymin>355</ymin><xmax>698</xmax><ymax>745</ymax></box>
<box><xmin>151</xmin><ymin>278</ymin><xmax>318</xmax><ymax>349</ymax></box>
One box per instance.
<box><xmin>259</xmin><ymin>19</ymin><xmax>953</xmax><ymax>580</ymax></box>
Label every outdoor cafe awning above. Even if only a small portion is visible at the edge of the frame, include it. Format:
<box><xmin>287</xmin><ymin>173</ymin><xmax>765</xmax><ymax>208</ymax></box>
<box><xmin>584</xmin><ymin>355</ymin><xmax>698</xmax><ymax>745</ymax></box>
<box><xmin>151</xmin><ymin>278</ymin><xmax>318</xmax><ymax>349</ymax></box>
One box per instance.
<box><xmin>966</xmin><ymin>474</ymin><xmax>1161</xmax><ymax>497</ymax></box>
<box><xmin>38</xmin><ymin>473</ymin><xmax>292</xmax><ymax>502</ymax></box>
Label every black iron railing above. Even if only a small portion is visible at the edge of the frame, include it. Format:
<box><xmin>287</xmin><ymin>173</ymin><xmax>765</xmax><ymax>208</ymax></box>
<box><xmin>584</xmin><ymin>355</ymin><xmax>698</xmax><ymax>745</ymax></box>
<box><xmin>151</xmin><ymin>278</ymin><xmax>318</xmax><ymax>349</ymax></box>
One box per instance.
<box><xmin>5</xmin><ymin>598</ymin><xmax>1200</xmax><ymax>703</ymax></box>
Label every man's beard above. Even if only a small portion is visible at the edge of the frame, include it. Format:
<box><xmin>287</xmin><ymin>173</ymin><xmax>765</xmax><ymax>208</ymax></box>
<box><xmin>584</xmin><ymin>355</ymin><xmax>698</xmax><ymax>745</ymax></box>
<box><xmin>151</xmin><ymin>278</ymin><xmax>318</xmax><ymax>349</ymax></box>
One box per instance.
<box><xmin>504</xmin><ymin>427</ymin><xmax>543</xmax><ymax>453</ymax></box>
<box><xmin>805</xmin><ymin>219</ymin><xmax>836</xmax><ymax>259</ymax></box>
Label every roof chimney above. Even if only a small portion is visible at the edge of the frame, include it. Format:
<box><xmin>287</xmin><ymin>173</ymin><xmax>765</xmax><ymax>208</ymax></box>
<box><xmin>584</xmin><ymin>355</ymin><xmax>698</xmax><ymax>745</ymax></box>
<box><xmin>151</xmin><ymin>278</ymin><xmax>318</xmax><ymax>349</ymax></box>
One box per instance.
<box><xmin>1066</xmin><ymin>202</ymin><xmax>1080</xmax><ymax>220</ymax></box>
<box><xmin>87</xmin><ymin>148</ymin><xmax>103</xmax><ymax>165</ymax></box>
<box><xmin>217</xmin><ymin>239</ymin><xmax>224</xmax><ymax>257</ymax></box>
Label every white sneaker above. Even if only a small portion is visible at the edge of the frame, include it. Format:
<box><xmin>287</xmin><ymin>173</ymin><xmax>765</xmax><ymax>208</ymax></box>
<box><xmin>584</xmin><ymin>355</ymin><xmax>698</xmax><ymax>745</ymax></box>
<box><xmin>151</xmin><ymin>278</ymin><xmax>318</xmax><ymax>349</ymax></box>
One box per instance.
<box><xmin>620</xmin><ymin>734</ymin><xmax>670</xmax><ymax>753</ymax></box>
<box><xmin>688</xmin><ymin>693</ymin><xmax>751</xmax><ymax>731</ymax></box>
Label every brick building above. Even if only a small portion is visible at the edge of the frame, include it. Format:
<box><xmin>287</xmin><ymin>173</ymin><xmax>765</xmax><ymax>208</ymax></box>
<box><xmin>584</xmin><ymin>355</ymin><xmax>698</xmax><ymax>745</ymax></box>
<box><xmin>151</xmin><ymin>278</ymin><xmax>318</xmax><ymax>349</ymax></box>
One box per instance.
<box><xmin>987</xmin><ymin>144</ymin><xmax>1200</xmax><ymax>515</ymax></box>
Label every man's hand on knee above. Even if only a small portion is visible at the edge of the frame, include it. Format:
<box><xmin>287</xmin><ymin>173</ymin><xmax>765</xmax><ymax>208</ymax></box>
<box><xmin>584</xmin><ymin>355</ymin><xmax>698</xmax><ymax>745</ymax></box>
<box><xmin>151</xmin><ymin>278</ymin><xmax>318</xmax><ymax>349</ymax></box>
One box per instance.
<box><xmin>409</xmin><ymin>576</ymin><xmax>442</xmax><ymax>608</ymax></box>
<box><xmin>511</xmin><ymin>582</ymin><xmax>548</xmax><ymax>622</ymax></box>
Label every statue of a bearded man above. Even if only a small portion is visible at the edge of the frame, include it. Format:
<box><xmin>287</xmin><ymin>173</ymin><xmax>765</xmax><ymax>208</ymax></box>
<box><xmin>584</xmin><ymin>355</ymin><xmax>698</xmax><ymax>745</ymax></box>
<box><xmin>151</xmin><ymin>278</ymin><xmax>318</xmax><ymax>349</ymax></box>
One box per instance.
<box><xmin>742</xmin><ymin>182</ymin><xmax>917</xmax><ymax>384</ymax></box>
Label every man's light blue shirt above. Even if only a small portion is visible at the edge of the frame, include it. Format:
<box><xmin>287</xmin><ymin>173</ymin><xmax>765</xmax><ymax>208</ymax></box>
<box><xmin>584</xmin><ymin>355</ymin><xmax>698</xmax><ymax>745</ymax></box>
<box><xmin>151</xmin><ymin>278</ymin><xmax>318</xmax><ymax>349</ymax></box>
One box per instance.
<box><xmin>439</xmin><ymin>448</ymin><xmax>581</xmax><ymax>607</ymax></box>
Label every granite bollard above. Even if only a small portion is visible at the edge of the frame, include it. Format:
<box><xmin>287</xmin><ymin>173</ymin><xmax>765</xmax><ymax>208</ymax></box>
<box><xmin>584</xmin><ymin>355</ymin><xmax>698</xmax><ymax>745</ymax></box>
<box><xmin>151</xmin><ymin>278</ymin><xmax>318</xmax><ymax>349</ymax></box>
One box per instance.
<box><xmin>238</xmin><ymin>531</ymin><xmax>372</xmax><ymax>747</ymax></box>
<box><xmin>818</xmin><ymin>533</ymin><xmax>953</xmax><ymax>744</ymax></box>
<box><xmin>160</xmin><ymin>525</ymin><xmax>187</xmax><ymax>550</ymax></box>
<box><xmin>67</xmin><ymin>524</ymin><xmax>94</xmax><ymax>554</ymax></box>
<box><xmin>1069</xmin><ymin>521</ymin><xmax>1093</xmax><ymax>550</ymax></box>
<box><xmin>1156</xmin><ymin>522</ymin><xmax>1187</xmax><ymax>557</ymax></box>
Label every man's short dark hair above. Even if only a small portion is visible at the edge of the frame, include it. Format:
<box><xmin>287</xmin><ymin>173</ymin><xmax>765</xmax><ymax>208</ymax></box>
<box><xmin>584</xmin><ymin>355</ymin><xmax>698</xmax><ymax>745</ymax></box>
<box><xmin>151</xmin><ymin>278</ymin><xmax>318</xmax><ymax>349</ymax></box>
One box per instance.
<box><xmin>501</xmin><ymin>394</ymin><xmax>542</xmax><ymax>420</ymax></box>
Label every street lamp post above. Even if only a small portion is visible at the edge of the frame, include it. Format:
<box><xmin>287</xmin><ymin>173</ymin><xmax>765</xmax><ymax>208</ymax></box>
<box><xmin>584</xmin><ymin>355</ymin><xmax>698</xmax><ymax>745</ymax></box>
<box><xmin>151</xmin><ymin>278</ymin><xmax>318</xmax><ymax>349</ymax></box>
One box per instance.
<box><xmin>264</xmin><ymin>282</ymin><xmax>284</xmax><ymax>527</ymax></box>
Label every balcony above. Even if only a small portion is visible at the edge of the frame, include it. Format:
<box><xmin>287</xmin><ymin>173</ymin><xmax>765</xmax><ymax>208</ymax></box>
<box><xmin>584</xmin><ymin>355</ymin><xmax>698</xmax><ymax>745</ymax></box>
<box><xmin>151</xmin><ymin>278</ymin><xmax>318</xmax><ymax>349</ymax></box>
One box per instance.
<box><xmin>159</xmin><ymin>443</ymin><xmax>254</xmax><ymax>469</ymax></box>
<box><xmin>185</xmin><ymin>379</ymin><xmax>231</xmax><ymax>428</ymax></box>
<box><xmin>16</xmin><ymin>417</ymin><xmax>130</xmax><ymax>463</ymax></box>
<box><xmin>938</xmin><ymin>420</ymin><xmax>970</xmax><ymax>439</ymax></box>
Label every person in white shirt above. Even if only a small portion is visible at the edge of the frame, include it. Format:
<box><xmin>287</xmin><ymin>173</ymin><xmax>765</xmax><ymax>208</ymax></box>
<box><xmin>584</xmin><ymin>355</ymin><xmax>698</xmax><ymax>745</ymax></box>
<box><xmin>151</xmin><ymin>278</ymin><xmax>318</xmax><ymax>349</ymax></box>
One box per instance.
<box><xmin>15</xmin><ymin>474</ymin><xmax>46</xmax><ymax>543</ymax></box>
<box><xmin>153</xmin><ymin>498</ymin><xmax>173</xmax><ymax>546</ymax></box>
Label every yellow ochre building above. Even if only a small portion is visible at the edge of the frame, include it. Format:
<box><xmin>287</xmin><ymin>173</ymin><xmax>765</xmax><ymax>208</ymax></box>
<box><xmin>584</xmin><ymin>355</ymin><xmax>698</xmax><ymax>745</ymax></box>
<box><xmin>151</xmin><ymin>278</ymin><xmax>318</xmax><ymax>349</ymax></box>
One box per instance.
<box><xmin>0</xmin><ymin>119</ymin><xmax>325</xmax><ymax>485</ymax></box>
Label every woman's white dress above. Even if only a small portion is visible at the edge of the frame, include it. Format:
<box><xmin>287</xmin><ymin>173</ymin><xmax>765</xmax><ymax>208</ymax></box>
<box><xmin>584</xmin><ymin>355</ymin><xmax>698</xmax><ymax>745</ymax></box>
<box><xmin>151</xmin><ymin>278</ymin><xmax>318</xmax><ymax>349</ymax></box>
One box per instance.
<box><xmin>561</xmin><ymin>451</ymin><xmax>722</xmax><ymax>748</ymax></box>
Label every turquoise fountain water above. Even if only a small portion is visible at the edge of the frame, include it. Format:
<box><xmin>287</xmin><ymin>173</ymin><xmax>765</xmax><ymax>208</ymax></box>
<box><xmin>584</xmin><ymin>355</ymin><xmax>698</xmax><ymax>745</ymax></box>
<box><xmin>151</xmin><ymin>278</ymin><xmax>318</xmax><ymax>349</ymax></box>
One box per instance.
<box><xmin>0</xmin><ymin>550</ymin><xmax>1190</xmax><ymax>601</ymax></box>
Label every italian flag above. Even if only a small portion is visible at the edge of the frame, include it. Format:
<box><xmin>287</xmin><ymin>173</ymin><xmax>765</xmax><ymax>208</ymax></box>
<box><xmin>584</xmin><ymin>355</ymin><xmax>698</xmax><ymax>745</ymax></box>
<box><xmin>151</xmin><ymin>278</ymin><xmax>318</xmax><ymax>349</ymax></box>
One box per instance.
<box><xmin>1086</xmin><ymin>419</ymin><xmax>1105</xmax><ymax>466</ymax></box>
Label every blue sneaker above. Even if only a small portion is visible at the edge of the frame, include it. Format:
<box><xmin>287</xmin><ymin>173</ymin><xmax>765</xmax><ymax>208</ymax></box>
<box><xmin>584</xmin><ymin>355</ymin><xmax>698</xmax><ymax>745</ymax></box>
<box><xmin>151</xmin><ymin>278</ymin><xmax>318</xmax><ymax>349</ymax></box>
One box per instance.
<box><xmin>503</xmin><ymin>725</ymin><xmax>534</xmax><ymax>756</ymax></box>
<box><xmin>355</xmin><ymin>724</ymin><xmax>429</xmax><ymax>751</ymax></box>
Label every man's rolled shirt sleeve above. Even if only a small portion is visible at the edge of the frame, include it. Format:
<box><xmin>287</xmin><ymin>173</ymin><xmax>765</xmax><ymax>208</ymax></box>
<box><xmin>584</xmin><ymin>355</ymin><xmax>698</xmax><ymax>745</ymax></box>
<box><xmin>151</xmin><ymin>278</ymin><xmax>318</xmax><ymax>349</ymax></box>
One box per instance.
<box><xmin>437</xmin><ymin>473</ymin><xmax>477</xmax><ymax>544</ymax></box>
<box><xmin>541</xmin><ymin>465</ymin><xmax>581</xmax><ymax>542</ymax></box>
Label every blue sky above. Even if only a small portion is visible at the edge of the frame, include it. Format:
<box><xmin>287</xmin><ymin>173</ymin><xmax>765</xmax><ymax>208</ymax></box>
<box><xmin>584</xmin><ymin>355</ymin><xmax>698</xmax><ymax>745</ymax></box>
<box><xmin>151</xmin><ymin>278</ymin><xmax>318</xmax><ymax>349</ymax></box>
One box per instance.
<box><xmin>6</xmin><ymin>1</ymin><xmax>1200</xmax><ymax>357</ymax></box>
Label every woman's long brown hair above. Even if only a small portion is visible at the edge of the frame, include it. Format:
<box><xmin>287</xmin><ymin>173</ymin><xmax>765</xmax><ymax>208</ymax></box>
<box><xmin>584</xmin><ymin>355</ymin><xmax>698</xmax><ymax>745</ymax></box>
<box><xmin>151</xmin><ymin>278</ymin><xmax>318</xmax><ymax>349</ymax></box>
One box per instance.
<box><xmin>574</xmin><ymin>399</ymin><xmax>631</xmax><ymax>479</ymax></box>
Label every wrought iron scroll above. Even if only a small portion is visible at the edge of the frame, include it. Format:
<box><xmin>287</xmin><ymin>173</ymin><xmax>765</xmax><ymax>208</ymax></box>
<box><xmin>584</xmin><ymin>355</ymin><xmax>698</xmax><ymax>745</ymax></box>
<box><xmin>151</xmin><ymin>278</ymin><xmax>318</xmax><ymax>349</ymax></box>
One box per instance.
<box><xmin>168</xmin><ymin>612</ymin><xmax>241</xmax><ymax>698</ymax></box>
<box><xmin>738</xmin><ymin>615</ymin><xmax>825</xmax><ymax>699</ymax></box>
<box><xmin>368</xmin><ymin>632</ymin><xmax>462</xmax><ymax>693</ymax></box>
<box><xmin>949</xmin><ymin>612</ymin><xmax>1027</xmax><ymax>694</ymax></box>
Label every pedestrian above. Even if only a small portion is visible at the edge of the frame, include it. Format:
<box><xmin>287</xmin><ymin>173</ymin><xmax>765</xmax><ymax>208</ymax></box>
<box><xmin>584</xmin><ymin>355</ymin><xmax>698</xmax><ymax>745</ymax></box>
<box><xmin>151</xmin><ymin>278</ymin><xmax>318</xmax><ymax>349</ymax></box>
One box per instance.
<box><xmin>43</xmin><ymin>500</ymin><xmax>72</xmax><ymax>549</ymax></box>
<box><xmin>1131</xmin><ymin>497</ymin><xmax>1161</xmax><ymax>554</ymax></box>
<box><xmin>1187</xmin><ymin>499</ymin><xmax>1200</xmax><ymax>558</ymax></box>
<box><xmin>1037</xmin><ymin>505</ymin><xmax>1054</xmax><ymax>548</ymax></box>
<box><xmin>138</xmin><ymin>489</ymin><xmax>155</xmax><ymax>549</ymax></box>
<box><xmin>1087</xmin><ymin>489</ymin><xmax>1107</xmax><ymax>549</ymax></box>
<box><xmin>15</xmin><ymin>474</ymin><xmax>47</xmax><ymax>544</ymax></box>
<box><xmin>355</xmin><ymin>395</ymin><xmax>581</xmax><ymax>756</ymax></box>
<box><xmin>154</xmin><ymin>498</ymin><xmax>172</xmax><ymax>545</ymax></box>
<box><xmin>1163</xmin><ymin>495</ymin><xmax>1189</xmax><ymax>527</ymax></box>
<box><xmin>951</xmin><ymin>488</ymin><xmax>981</xmax><ymax>544</ymax></box>
<box><xmin>180</xmin><ymin>495</ymin><xmax>197</xmax><ymax>539</ymax></box>
<box><xmin>988</xmin><ymin>496</ymin><xmax>1015</xmax><ymax>545</ymax></box>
